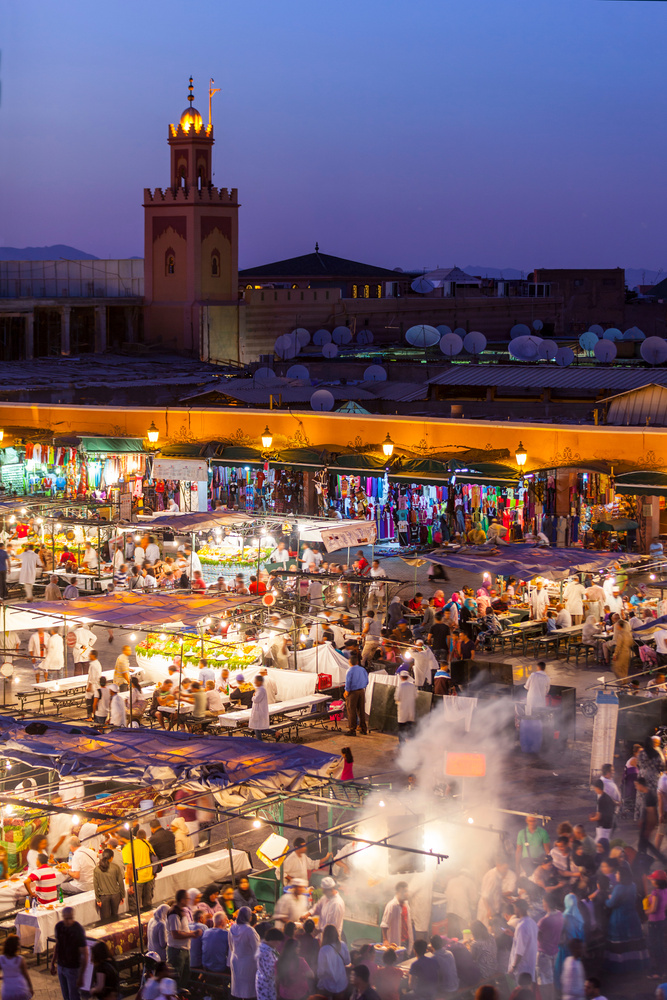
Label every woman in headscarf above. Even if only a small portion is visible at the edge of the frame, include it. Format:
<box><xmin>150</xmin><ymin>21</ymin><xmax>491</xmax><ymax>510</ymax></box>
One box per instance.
<box><xmin>221</xmin><ymin>884</ymin><xmax>236</xmax><ymax>920</ymax></box>
<box><xmin>554</xmin><ymin>893</ymin><xmax>586</xmax><ymax>989</ymax></box>
<box><xmin>233</xmin><ymin>875</ymin><xmax>259</xmax><ymax>914</ymax></box>
<box><xmin>146</xmin><ymin>904</ymin><xmax>169</xmax><ymax>961</ymax></box>
<box><xmin>582</xmin><ymin>615</ymin><xmax>600</xmax><ymax>647</ymax></box>
<box><xmin>256</xmin><ymin>927</ymin><xmax>283</xmax><ymax>1000</ymax></box>
<box><xmin>229</xmin><ymin>906</ymin><xmax>260</xmax><ymax>1000</ymax></box>
<box><xmin>184</xmin><ymin>888</ymin><xmax>202</xmax><ymax>922</ymax></box>
<box><xmin>476</xmin><ymin>589</ymin><xmax>491</xmax><ymax>616</ymax></box>
<box><xmin>604</xmin><ymin>863</ymin><xmax>648</xmax><ymax>973</ymax></box>
<box><xmin>170</xmin><ymin>818</ymin><xmax>194</xmax><ymax>860</ymax></box>
<box><xmin>199</xmin><ymin>884</ymin><xmax>223</xmax><ymax>922</ymax></box>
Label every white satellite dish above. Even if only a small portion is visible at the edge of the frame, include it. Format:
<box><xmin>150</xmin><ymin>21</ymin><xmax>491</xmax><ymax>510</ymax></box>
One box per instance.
<box><xmin>254</xmin><ymin>366</ymin><xmax>276</xmax><ymax>379</ymax></box>
<box><xmin>286</xmin><ymin>364</ymin><xmax>310</xmax><ymax>380</ymax></box>
<box><xmin>594</xmin><ymin>340</ymin><xmax>617</xmax><ymax>363</ymax></box>
<box><xmin>603</xmin><ymin>327</ymin><xmax>623</xmax><ymax>342</ymax></box>
<box><xmin>439</xmin><ymin>332</ymin><xmax>464</xmax><ymax>357</ymax></box>
<box><xmin>463</xmin><ymin>331</ymin><xmax>487</xmax><ymax>355</ymax></box>
<box><xmin>310</xmin><ymin>389</ymin><xmax>335</xmax><ymax>411</ymax></box>
<box><xmin>533</xmin><ymin>319</ymin><xmax>544</xmax><ymax>332</ymax></box>
<box><xmin>291</xmin><ymin>328</ymin><xmax>310</xmax><ymax>347</ymax></box>
<box><xmin>579</xmin><ymin>330</ymin><xmax>599</xmax><ymax>353</ymax></box>
<box><xmin>313</xmin><ymin>329</ymin><xmax>332</xmax><ymax>346</ymax></box>
<box><xmin>322</xmin><ymin>342</ymin><xmax>338</xmax><ymax>358</ymax></box>
<box><xmin>453</xmin><ymin>327</ymin><xmax>466</xmax><ymax>338</ymax></box>
<box><xmin>356</xmin><ymin>329</ymin><xmax>374</xmax><ymax>345</ymax></box>
<box><xmin>537</xmin><ymin>339</ymin><xmax>558</xmax><ymax>361</ymax></box>
<box><xmin>510</xmin><ymin>323</ymin><xmax>531</xmax><ymax>339</ymax></box>
<box><xmin>411</xmin><ymin>276</ymin><xmax>435</xmax><ymax>294</ymax></box>
<box><xmin>436</xmin><ymin>324</ymin><xmax>452</xmax><ymax>337</ymax></box>
<box><xmin>274</xmin><ymin>334</ymin><xmax>298</xmax><ymax>360</ymax></box>
<box><xmin>554</xmin><ymin>347</ymin><xmax>574</xmax><ymax>367</ymax></box>
<box><xmin>623</xmin><ymin>326</ymin><xmax>645</xmax><ymax>341</ymax></box>
<box><xmin>406</xmin><ymin>324</ymin><xmax>440</xmax><ymax>348</ymax></box>
<box><xmin>641</xmin><ymin>337</ymin><xmax>667</xmax><ymax>365</ymax></box>
<box><xmin>588</xmin><ymin>324</ymin><xmax>604</xmax><ymax>336</ymax></box>
<box><xmin>509</xmin><ymin>335</ymin><xmax>542</xmax><ymax>361</ymax></box>
<box><xmin>332</xmin><ymin>326</ymin><xmax>352</xmax><ymax>345</ymax></box>
<box><xmin>364</xmin><ymin>364</ymin><xmax>388</xmax><ymax>382</ymax></box>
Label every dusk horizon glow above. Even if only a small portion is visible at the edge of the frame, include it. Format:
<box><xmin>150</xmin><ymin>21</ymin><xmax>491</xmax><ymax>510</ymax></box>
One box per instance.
<box><xmin>3</xmin><ymin>0</ymin><xmax>667</xmax><ymax>272</ymax></box>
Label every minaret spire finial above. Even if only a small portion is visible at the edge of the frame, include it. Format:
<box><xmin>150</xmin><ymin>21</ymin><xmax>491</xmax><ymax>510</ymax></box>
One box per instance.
<box><xmin>188</xmin><ymin>76</ymin><xmax>194</xmax><ymax>105</ymax></box>
<box><xmin>208</xmin><ymin>78</ymin><xmax>221</xmax><ymax>128</ymax></box>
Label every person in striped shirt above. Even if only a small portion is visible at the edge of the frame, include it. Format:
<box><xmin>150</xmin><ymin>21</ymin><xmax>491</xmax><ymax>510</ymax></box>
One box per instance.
<box><xmin>24</xmin><ymin>854</ymin><xmax>59</xmax><ymax>905</ymax></box>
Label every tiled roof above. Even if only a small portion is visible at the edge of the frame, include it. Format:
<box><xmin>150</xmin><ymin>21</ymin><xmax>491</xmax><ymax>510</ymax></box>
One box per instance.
<box><xmin>239</xmin><ymin>250</ymin><xmax>402</xmax><ymax>280</ymax></box>
<box><xmin>427</xmin><ymin>363</ymin><xmax>667</xmax><ymax>392</ymax></box>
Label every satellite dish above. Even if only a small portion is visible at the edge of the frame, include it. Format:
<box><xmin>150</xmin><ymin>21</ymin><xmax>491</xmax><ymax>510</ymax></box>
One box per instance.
<box><xmin>364</xmin><ymin>364</ymin><xmax>388</xmax><ymax>382</ymax></box>
<box><xmin>411</xmin><ymin>276</ymin><xmax>435</xmax><ymax>294</ymax></box>
<box><xmin>510</xmin><ymin>323</ymin><xmax>531</xmax><ymax>339</ymax></box>
<box><xmin>254</xmin><ymin>367</ymin><xmax>276</xmax><ymax>379</ymax></box>
<box><xmin>436</xmin><ymin>324</ymin><xmax>452</xmax><ymax>337</ymax></box>
<box><xmin>286</xmin><ymin>364</ymin><xmax>310</xmax><ymax>380</ymax></box>
<box><xmin>406</xmin><ymin>324</ymin><xmax>440</xmax><ymax>348</ymax></box>
<box><xmin>509</xmin><ymin>335</ymin><xmax>543</xmax><ymax>361</ymax></box>
<box><xmin>532</xmin><ymin>319</ymin><xmax>544</xmax><ymax>332</ymax></box>
<box><xmin>313</xmin><ymin>329</ymin><xmax>332</xmax><ymax>346</ymax></box>
<box><xmin>463</xmin><ymin>331</ymin><xmax>487</xmax><ymax>356</ymax></box>
<box><xmin>439</xmin><ymin>332</ymin><xmax>464</xmax><ymax>357</ymax></box>
<box><xmin>332</xmin><ymin>326</ymin><xmax>352</xmax><ymax>345</ymax></box>
<box><xmin>623</xmin><ymin>326</ymin><xmax>645</xmax><ymax>341</ymax></box>
<box><xmin>453</xmin><ymin>327</ymin><xmax>466</xmax><ymax>338</ymax></box>
<box><xmin>291</xmin><ymin>328</ymin><xmax>310</xmax><ymax>347</ymax></box>
<box><xmin>310</xmin><ymin>389</ymin><xmax>335</xmax><ymax>411</ymax></box>
<box><xmin>274</xmin><ymin>334</ymin><xmax>298</xmax><ymax>359</ymax></box>
<box><xmin>322</xmin><ymin>342</ymin><xmax>338</xmax><ymax>358</ymax></box>
<box><xmin>555</xmin><ymin>347</ymin><xmax>574</xmax><ymax>367</ymax></box>
<box><xmin>356</xmin><ymin>329</ymin><xmax>374</xmax><ymax>345</ymax></box>
<box><xmin>594</xmin><ymin>340</ymin><xmax>617</xmax><ymax>363</ymax></box>
<box><xmin>579</xmin><ymin>330</ymin><xmax>599</xmax><ymax>353</ymax></box>
<box><xmin>537</xmin><ymin>339</ymin><xmax>558</xmax><ymax>361</ymax></box>
<box><xmin>603</xmin><ymin>327</ymin><xmax>623</xmax><ymax>342</ymax></box>
<box><xmin>588</xmin><ymin>324</ymin><xmax>604</xmax><ymax>336</ymax></box>
<box><xmin>641</xmin><ymin>337</ymin><xmax>667</xmax><ymax>365</ymax></box>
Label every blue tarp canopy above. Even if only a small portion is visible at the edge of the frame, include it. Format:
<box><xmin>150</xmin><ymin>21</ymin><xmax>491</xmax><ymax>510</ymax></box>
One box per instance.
<box><xmin>425</xmin><ymin>544</ymin><xmax>636</xmax><ymax>579</ymax></box>
<box><xmin>631</xmin><ymin>614</ymin><xmax>667</xmax><ymax>635</ymax></box>
<box><xmin>0</xmin><ymin>716</ymin><xmax>337</xmax><ymax>790</ymax></box>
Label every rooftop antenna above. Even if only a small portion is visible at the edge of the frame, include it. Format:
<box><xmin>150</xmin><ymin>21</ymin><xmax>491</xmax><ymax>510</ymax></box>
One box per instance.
<box><xmin>208</xmin><ymin>78</ymin><xmax>221</xmax><ymax>127</ymax></box>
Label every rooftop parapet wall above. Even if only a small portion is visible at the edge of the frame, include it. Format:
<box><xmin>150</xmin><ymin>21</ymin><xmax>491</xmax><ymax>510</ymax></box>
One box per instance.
<box><xmin>143</xmin><ymin>186</ymin><xmax>238</xmax><ymax>205</ymax></box>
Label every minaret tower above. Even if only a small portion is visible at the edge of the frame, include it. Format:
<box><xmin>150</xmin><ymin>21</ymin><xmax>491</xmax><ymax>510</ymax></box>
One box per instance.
<box><xmin>143</xmin><ymin>77</ymin><xmax>240</xmax><ymax>358</ymax></box>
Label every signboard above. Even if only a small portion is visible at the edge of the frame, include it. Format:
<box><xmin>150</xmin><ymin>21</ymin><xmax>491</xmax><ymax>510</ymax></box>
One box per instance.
<box><xmin>319</xmin><ymin>521</ymin><xmax>377</xmax><ymax>553</ymax></box>
<box><xmin>152</xmin><ymin>458</ymin><xmax>208</xmax><ymax>482</ymax></box>
<box><xmin>119</xmin><ymin>494</ymin><xmax>132</xmax><ymax>521</ymax></box>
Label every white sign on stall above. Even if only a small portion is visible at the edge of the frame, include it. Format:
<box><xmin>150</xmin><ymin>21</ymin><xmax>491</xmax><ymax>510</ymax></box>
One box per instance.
<box><xmin>153</xmin><ymin>458</ymin><xmax>208</xmax><ymax>482</ymax></box>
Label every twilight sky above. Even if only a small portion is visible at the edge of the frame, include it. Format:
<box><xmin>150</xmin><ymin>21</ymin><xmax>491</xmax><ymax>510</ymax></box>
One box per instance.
<box><xmin>2</xmin><ymin>0</ymin><xmax>667</xmax><ymax>272</ymax></box>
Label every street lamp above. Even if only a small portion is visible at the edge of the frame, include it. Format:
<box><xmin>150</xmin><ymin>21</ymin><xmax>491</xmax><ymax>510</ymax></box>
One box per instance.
<box><xmin>515</xmin><ymin>442</ymin><xmax>527</xmax><ymax>468</ymax></box>
<box><xmin>261</xmin><ymin>426</ymin><xmax>273</xmax><ymax>451</ymax></box>
<box><xmin>147</xmin><ymin>422</ymin><xmax>159</xmax><ymax>446</ymax></box>
<box><xmin>0</xmin><ymin>430</ymin><xmax>4</xmax><ymax>444</ymax></box>
<box><xmin>382</xmin><ymin>433</ymin><xmax>394</xmax><ymax>458</ymax></box>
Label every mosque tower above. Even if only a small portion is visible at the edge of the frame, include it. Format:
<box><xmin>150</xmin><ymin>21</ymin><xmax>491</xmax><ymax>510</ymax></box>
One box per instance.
<box><xmin>143</xmin><ymin>77</ymin><xmax>240</xmax><ymax>358</ymax></box>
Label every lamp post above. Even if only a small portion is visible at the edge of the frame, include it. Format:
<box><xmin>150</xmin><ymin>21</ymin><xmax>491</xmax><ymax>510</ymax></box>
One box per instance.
<box><xmin>260</xmin><ymin>427</ymin><xmax>273</xmax><ymax>514</ymax></box>
<box><xmin>515</xmin><ymin>442</ymin><xmax>527</xmax><ymax>468</ymax></box>
<box><xmin>382</xmin><ymin>433</ymin><xmax>394</xmax><ymax>459</ymax></box>
<box><xmin>0</xmin><ymin>430</ymin><xmax>4</xmax><ymax>445</ymax></box>
<box><xmin>147</xmin><ymin>422</ymin><xmax>159</xmax><ymax>446</ymax></box>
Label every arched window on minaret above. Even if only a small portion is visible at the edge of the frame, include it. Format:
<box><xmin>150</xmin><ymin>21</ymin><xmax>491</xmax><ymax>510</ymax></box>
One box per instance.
<box><xmin>198</xmin><ymin>168</ymin><xmax>204</xmax><ymax>192</ymax></box>
<box><xmin>179</xmin><ymin>166</ymin><xmax>186</xmax><ymax>188</ymax></box>
<box><xmin>165</xmin><ymin>249</ymin><xmax>175</xmax><ymax>275</ymax></box>
<box><xmin>211</xmin><ymin>250</ymin><xmax>220</xmax><ymax>277</ymax></box>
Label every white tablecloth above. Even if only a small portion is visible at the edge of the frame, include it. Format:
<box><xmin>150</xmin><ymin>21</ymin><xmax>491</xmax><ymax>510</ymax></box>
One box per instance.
<box><xmin>137</xmin><ymin>657</ymin><xmax>316</xmax><ymax>701</ymax></box>
<box><xmin>289</xmin><ymin>645</ymin><xmax>350</xmax><ymax>684</ymax></box>
<box><xmin>218</xmin><ymin>694</ymin><xmax>330</xmax><ymax>728</ymax></box>
<box><xmin>15</xmin><ymin>847</ymin><xmax>250</xmax><ymax>952</ymax></box>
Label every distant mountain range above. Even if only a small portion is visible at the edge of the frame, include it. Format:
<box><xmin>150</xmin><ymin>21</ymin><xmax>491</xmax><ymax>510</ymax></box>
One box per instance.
<box><xmin>0</xmin><ymin>245</ymin><xmax>99</xmax><ymax>261</ymax></box>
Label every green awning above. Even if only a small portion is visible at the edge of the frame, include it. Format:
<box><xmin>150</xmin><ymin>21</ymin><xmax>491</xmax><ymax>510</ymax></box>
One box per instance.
<box><xmin>82</xmin><ymin>438</ymin><xmax>146</xmax><ymax>454</ymax></box>
<box><xmin>615</xmin><ymin>471</ymin><xmax>667</xmax><ymax>497</ymax></box>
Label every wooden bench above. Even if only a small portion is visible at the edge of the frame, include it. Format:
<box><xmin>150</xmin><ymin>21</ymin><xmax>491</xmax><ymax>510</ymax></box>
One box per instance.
<box><xmin>50</xmin><ymin>692</ymin><xmax>87</xmax><ymax>716</ymax></box>
<box><xmin>566</xmin><ymin>642</ymin><xmax>596</xmax><ymax>667</ymax></box>
<box><xmin>189</xmin><ymin>967</ymin><xmax>231</xmax><ymax>999</ymax></box>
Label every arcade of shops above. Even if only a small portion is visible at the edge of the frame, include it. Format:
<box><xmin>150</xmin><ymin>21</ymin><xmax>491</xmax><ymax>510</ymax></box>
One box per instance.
<box><xmin>0</xmin><ymin>402</ymin><xmax>666</xmax><ymax>551</ymax></box>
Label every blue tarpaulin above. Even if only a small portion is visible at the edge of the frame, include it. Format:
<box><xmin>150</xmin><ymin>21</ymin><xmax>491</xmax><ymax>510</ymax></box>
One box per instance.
<box><xmin>0</xmin><ymin>716</ymin><xmax>337</xmax><ymax>790</ymax></box>
<box><xmin>425</xmin><ymin>545</ymin><xmax>636</xmax><ymax>579</ymax></box>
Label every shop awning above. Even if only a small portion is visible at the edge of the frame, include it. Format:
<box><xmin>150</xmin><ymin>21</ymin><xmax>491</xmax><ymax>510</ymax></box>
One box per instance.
<box><xmin>614</xmin><ymin>471</ymin><xmax>667</xmax><ymax>497</ymax></box>
<box><xmin>82</xmin><ymin>438</ymin><xmax>146</xmax><ymax>454</ymax></box>
<box><xmin>6</xmin><ymin>592</ymin><xmax>260</xmax><ymax>628</ymax></box>
<box><xmin>142</xmin><ymin>511</ymin><xmax>256</xmax><ymax>532</ymax></box>
<box><xmin>0</xmin><ymin>716</ymin><xmax>338</xmax><ymax>790</ymax></box>
<box><xmin>425</xmin><ymin>544</ymin><xmax>639</xmax><ymax>579</ymax></box>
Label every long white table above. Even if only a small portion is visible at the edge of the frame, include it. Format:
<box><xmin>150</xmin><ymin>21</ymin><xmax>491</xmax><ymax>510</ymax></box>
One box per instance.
<box><xmin>15</xmin><ymin>847</ymin><xmax>250</xmax><ymax>952</ymax></box>
<box><xmin>217</xmin><ymin>693</ymin><xmax>331</xmax><ymax>729</ymax></box>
